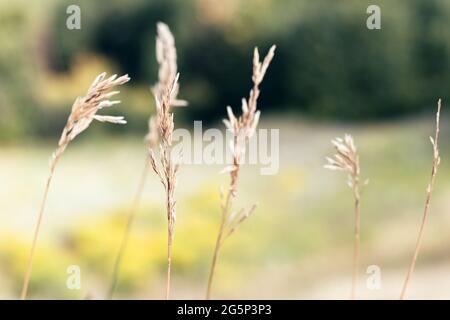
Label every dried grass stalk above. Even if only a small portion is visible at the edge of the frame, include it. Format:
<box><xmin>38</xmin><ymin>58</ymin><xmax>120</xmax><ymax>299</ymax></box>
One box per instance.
<box><xmin>206</xmin><ymin>45</ymin><xmax>276</xmax><ymax>300</ymax></box>
<box><xmin>20</xmin><ymin>72</ymin><xmax>130</xmax><ymax>300</ymax></box>
<box><xmin>146</xmin><ymin>22</ymin><xmax>187</xmax><ymax>300</ymax></box>
<box><xmin>400</xmin><ymin>99</ymin><xmax>442</xmax><ymax>300</ymax></box>
<box><xmin>107</xmin><ymin>158</ymin><xmax>149</xmax><ymax>299</ymax></box>
<box><xmin>325</xmin><ymin>134</ymin><xmax>366</xmax><ymax>300</ymax></box>
<box><xmin>108</xmin><ymin>22</ymin><xmax>185</xmax><ymax>300</ymax></box>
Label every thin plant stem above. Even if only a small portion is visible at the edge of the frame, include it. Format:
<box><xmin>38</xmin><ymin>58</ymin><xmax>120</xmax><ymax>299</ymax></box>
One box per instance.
<box><xmin>206</xmin><ymin>191</ymin><xmax>232</xmax><ymax>300</ymax></box>
<box><xmin>108</xmin><ymin>157</ymin><xmax>149</xmax><ymax>299</ymax></box>
<box><xmin>399</xmin><ymin>202</ymin><xmax>431</xmax><ymax>299</ymax></box>
<box><xmin>148</xmin><ymin>76</ymin><xmax>179</xmax><ymax>300</ymax></box>
<box><xmin>165</xmin><ymin>175</ymin><xmax>176</xmax><ymax>300</ymax></box>
<box><xmin>20</xmin><ymin>156</ymin><xmax>60</xmax><ymax>300</ymax></box>
<box><xmin>351</xmin><ymin>185</ymin><xmax>361</xmax><ymax>300</ymax></box>
<box><xmin>400</xmin><ymin>100</ymin><xmax>441</xmax><ymax>300</ymax></box>
<box><xmin>20</xmin><ymin>72</ymin><xmax>129</xmax><ymax>300</ymax></box>
<box><xmin>205</xmin><ymin>226</ymin><xmax>223</xmax><ymax>300</ymax></box>
<box><xmin>166</xmin><ymin>227</ymin><xmax>173</xmax><ymax>300</ymax></box>
<box><xmin>205</xmin><ymin>45</ymin><xmax>274</xmax><ymax>300</ymax></box>
<box><xmin>325</xmin><ymin>134</ymin><xmax>364</xmax><ymax>300</ymax></box>
<box><xmin>148</xmin><ymin>23</ymin><xmax>187</xmax><ymax>298</ymax></box>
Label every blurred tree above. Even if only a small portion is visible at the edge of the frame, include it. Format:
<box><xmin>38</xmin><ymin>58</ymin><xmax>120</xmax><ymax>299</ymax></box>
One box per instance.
<box><xmin>2</xmin><ymin>0</ymin><xmax>450</xmax><ymax>140</ymax></box>
<box><xmin>0</xmin><ymin>3</ymin><xmax>40</xmax><ymax>140</ymax></box>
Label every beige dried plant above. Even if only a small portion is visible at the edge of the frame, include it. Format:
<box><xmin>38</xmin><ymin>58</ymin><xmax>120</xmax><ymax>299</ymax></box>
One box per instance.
<box><xmin>325</xmin><ymin>134</ymin><xmax>366</xmax><ymax>300</ymax></box>
<box><xmin>20</xmin><ymin>72</ymin><xmax>130</xmax><ymax>300</ymax></box>
<box><xmin>400</xmin><ymin>99</ymin><xmax>442</xmax><ymax>300</ymax></box>
<box><xmin>146</xmin><ymin>22</ymin><xmax>187</xmax><ymax>300</ymax></box>
<box><xmin>206</xmin><ymin>45</ymin><xmax>276</xmax><ymax>300</ymax></box>
<box><xmin>153</xmin><ymin>23</ymin><xmax>187</xmax><ymax>108</ymax></box>
<box><xmin>108</xmin><ymin>22</ymin><xmax>185</xmax><ymax>300</ymax></box>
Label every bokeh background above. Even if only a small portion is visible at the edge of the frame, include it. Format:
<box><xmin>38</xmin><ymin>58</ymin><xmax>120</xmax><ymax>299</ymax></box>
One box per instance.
<box><xmin>1</xmin><ymin>0</ymin><xmax>450</xmax><ymax>299</ymax></box>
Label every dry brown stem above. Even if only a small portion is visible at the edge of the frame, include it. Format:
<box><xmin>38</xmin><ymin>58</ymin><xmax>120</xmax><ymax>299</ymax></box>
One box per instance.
<box><xmin>20</xmin><ymin>72</ymin><xmax>129</xmax><ymax>300</ymax></box>
<box><xmin>400</xmin><ymin>99</ymin><xmax>442</xmax><ymax>300</ymax></box>
<box><xmin>325</xmin><ymin>134</ymin><xmax>365</xmax><ymax>299</ymax></box>
<box><xmin>108</xmin><ymin>22</ymin><xmax>185</xmax><ymax>299</ymax></box>
<box><xmin>206</xmin><ymin>45</ymin><xmax>275</xmax><ymax>300</ymax></box>
<box><xmin>147</xmin><ymin>22</ymin><xmax>186</xmax><ymax>300</ymax></box>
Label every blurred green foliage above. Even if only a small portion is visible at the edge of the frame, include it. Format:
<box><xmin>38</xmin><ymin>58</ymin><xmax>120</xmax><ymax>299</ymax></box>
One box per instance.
<box><xmin>1</xmin><ymin>0</ymin><xmax>450</xmax><ymax>141</ymax></box>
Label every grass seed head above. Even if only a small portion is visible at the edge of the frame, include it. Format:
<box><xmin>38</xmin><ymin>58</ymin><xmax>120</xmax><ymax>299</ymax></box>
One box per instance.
<box><xmin>223</xmin><ymin>45</ymin><xmax>276</xmax><ymax>195</ymax></box>
<box><xmin>53</xmin><ymin>72</ymin><xmax>130</xmax><ymax>163</ymax></box>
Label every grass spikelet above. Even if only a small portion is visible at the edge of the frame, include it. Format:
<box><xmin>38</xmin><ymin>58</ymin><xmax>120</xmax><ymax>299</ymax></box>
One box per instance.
<box><xmin>108</xmin><ymin>22</ymin><xmax>186</xmax><ymax>300</ymax></box>
<box><xmin>20</xmin><ymin>72</ymin><xmax>130</xmax><ymax>300</ymax></box>
<box><xmin>325</xmin><ymin>133</ymin><xmax>366</xmax><ymax>299</ymax></box>
<box><xmin>146</xmin><ymin>22</ymin><xmax>187</xmax><ymax>300</ymax></box>
<box><xmin>206</xmin><ymin>45</ymin><xmax>276</xmax><ymax>300</ymax></box>
<box><xmin>400</xmin><ymin>99</ymin><xmax>442</xmax><ymax>300</ymax></box>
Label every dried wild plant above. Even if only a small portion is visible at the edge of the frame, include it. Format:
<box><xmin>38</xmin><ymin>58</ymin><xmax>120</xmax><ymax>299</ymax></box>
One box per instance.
<box><xmin>108</xmin><ymin>22</ymin><xmax>186</xmax><ymax>300</ymax></box>
<box><xmin>20</xmin><ymin>72</ymin><xmax>130</xmax><ymax>300</ymax></box>
<box><xmin>153</xmin><ymin>23</ymin><xmax>187</xmax><ymax>108</ymax></box>
<box><xmin>400</xmin><ymin>99</ymin><xmax>442</xmax><ymax>300</ymax></box>
<box><xmin>206</xmin><ymin>45</ymin><xmax>276</xmax><ymax>300</ymax></box>
<box><xmin>325</xmin><ymin>134</ymin><xmax>367</xmax><ymax>300</ymax></box>
<box><xmin>145</xmin><ymin>23</ymin><xmax>187</xmax><ymax>300</ymax></box>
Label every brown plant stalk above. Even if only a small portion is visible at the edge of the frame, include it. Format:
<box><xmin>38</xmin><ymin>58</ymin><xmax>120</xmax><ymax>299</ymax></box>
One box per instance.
<box><xmin>107</xmin><ymin>158</ymin><xmax>149</xmax><ymax>299</ymax></box>
<box><xmin>20</xmin><ymin>72</ymin><xmax>130</xmax><ymax>300</ymax></box>
<box><xmin>325</xmin><ymin>134</ymin><xmax>366</xmax><ymax>300</ymax></box>
<box><xmin>147</xmin><ymin>22</ymin><xmax>187</xmax><ymax>300</ymax></box>
<box><xmin>400</xmin><ymin>99</ymin><xmax>442</xmax><ymax>300</ymax></box>
<box><xmin>108</xmin><ymin>22</ymin><xmax>185</xmax><ymax>299</ymax></box>
<box><xmin>206</xmin><ymin>45</ymin><xmax>276</xmax><ymax>300</ymax></box>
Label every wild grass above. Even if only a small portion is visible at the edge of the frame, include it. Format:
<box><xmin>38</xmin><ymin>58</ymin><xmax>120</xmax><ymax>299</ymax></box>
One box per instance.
<box><xmin>325</xmin><ymin>134</ymin><xmax>367</xmax><ymax>299</ymax></box>
<box><xmin>107</xmin><ymin>158</ymin><xmax>149</xmax><ymax>299</ymax></box>
<box><xmin>5</xmin><ymin>20</ymin><xmax>446</xmax><ymax>301</ymax></box>
<box><xmin>400</xmin><ymin>99</ymin><xmax>442</xmax><ymax>300</ymax></box>
<box><xmin>205</xmin><ymin>45</ymin><xmax>276</xmax><ymax>300</ymax></box>
<box><xmin>20</xmin><ymin>72</ymin><xmax>130</xmax><ymax>300</ymax></box>
<box><xmin>147</xmin><ymin>22</ymin><xmax>187</xmax><ymax>300</ymax></box>
<box><xmin>1</xmin><ymin>112</ymin><xmax>447</xmax><ymax>299</ymax></box>
<box><xmin>107</xmin><ymin>22</ymin><xmax>186</xmax><ymax>300</ymax></box>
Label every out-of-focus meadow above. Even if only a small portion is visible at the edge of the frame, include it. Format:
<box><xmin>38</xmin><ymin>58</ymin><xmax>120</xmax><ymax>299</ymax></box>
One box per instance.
<box><xmin>2</xmin><ymin>0</ymin><xmax>450</xmax><ymax>299</ymax></box>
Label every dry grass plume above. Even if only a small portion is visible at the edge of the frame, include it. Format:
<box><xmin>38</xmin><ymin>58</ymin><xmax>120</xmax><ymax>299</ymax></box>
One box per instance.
<box><xmin>108</xmin><ymin>22</ymin><xmax>186</xmax><ymax>300</ymax></box>
<box><xmin>20</xmin><ymin>72</ymin><xmax>129</xmax><ymax>300</ymax></box>
<box><xmin>147</xmin><ymin>22</ymin><xmax>187</xmax><ymax>300</ymax></box>
<box><xmin>325</xmin><ymin>134</ymin><xmax>367</xmax><ymax>300</ymax></box>
<box><xmin>400</xmin><ymin>99</ymin><xmax>442</xmax><ymax>300</ymax></box>
<box><xmin>206</xmin><ymin>45</ymin><xmax>276</xmax><ymax>300</ymax></box>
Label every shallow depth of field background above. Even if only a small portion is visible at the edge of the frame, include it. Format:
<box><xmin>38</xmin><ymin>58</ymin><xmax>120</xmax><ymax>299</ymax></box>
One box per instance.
<box><xmin>2</xmin><ymin>0</ymin><xmax>450</xmax><ymax>299</ymax></box>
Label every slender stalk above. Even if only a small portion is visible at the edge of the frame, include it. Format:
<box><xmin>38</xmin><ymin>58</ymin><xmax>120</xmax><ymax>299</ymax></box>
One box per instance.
<box><xmin>206</xmin><ymin>191</ymin><xmax>232</xmax><ymax>300</ymax></box>
<box><xmin>20</xmin><ymin>156</ymin><xmax>59</xmax><ymax>300</ymax></box>
<box><xmin>351</xmin><ymin>186</ymin><xmax>361</xmax><ymax>300</ymax></box>
<box><xmin>205</xmin><ymin>45</ymin><xmax>275</xmax><ymax>300</ymax></box>
<box><xmin>108</xmin><ymin>158</ymin><xmax>149</xmax><ymax>299</ymax></box>
<box><xmin>399</xmin><ymin>200</ymin><xmax>431</xmax><ymax>299</ymax></box>
<box><xmin>166</xmin><ymin>228</ymin><xmax>173</xmax><ymax>300</ymax></box>
<box><xmin>165</xmin><ymin>171</ymin><xmax>176</xmax><ymax>300</ymax></box>
<box><xmin>147</xmin><ymin>23</ymin><xmax>186</xmax><ymax>299</ymax></box>
<box><xmin>205</xmin><ymin>226</ymin><xmax>223</xmax><ymax>300</ymax></box>
<box><xmin>325</xmin><ymin>134</ymin><xmax>364</xmax><ymax>300</ymax></box>
<box><xmin>20</xmin><ymin>72</ymin><xmax>129</xmax><ymax>300</ymax></box>
<box><xmin>400</xmin><ymin>100</ymin><xmax>441</xmax><ymax>300</ymax></box>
